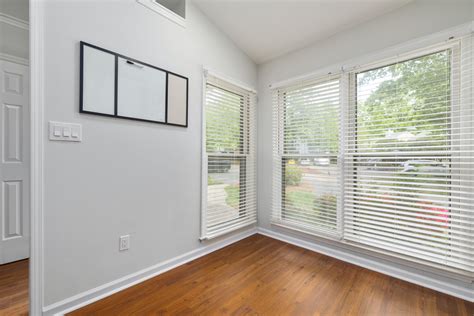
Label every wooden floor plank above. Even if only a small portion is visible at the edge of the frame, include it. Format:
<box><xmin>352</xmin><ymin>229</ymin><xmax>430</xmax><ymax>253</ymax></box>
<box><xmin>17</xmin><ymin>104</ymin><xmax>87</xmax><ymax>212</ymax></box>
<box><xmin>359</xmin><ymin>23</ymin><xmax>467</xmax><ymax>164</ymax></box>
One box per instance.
<box><xmin>0</xmin><ymin>259</ymin><xmax>29</xmax><ymax>316</ymax></box>
<box><xmin>69</xmin><ymin>235</ymin><xmax>473</xmax><ymax>316</ymax></box>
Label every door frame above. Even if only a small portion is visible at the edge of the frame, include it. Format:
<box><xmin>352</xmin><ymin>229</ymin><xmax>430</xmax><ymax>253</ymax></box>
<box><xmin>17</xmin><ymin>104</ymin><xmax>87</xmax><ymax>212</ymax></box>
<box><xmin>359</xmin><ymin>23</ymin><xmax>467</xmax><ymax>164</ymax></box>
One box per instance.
<box><xmin>29</xmin><ymin>0</ymin><xmax>44</xmax><ymax>314</ymax></box>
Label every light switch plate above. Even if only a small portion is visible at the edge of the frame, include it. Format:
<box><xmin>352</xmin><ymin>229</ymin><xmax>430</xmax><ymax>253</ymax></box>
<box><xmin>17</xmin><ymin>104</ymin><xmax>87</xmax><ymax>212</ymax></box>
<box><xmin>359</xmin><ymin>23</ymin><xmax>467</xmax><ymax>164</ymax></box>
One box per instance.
<box><xmin>49</xmin><ymin>121</ymin><xmax>82</xmax><ymax>142</ymax></box>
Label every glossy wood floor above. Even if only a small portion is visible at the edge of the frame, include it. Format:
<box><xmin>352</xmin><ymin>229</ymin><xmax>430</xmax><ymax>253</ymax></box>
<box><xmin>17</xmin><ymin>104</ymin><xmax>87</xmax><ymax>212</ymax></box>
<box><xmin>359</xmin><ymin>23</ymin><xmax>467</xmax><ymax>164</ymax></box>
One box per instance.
<box><xmin>70</xmin><ymin>235</ymin><xmax>473</xmax><ymax>316</ymax></box>
<box><xmin>0</xmin><ymin>259</ymin><xmax>28</xmax><ymax>316</ymax></box>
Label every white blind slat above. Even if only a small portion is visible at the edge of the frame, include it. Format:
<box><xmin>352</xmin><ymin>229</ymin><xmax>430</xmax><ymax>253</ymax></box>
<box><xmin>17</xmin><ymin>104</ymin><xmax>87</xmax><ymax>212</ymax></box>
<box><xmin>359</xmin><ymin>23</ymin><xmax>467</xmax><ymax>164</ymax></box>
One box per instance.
<box><xmin>272</xmin><ymin>36</ymin><xmax>474</xmax><ymax>276</ymax></box>
<box><xmin>344</xmin><ymin>38</ymin><xmax>473</xmax><ymax>274</ymax></box>
<box><xmin>202</xmin><ymin>75</ymin><xmax>257</xmax><ymax>239</ymax></box>
<box><xmin>272</xmin><ymin>76</ymin><xmax>341</xmax><ymax>235</ymax></box>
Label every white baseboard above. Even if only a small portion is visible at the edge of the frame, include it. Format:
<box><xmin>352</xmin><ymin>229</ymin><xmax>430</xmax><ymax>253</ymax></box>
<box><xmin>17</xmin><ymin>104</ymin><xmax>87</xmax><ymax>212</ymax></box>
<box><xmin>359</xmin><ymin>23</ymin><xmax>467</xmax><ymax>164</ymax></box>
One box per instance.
<box><xmin>257</xmin><ymin>227</ymin><xmax>473</xmax><ymax>302</ymax></box>
<box><xmin>43</xmin><ymin>227</ymin><xmax>258</xmax><ymax>315</ymax></box>
<box><xmin>42</xmin><ymin>225</ymin><xmax>472</xmax><ymax>315</ymax></box>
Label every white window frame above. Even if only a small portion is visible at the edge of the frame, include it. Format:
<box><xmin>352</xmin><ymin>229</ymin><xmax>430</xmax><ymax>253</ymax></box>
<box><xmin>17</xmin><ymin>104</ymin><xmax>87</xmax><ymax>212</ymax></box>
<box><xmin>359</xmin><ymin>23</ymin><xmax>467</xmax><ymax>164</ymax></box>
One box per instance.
<box><xmin>200</xmin><ymin>69</ymin><xmax>257</xmax><ymax>240</ymax></box>
<box><xmin>343</xmin><ymin>41</ymin><xmax>468</xmax><ymax>268</ymax></box>
<box><xmin>136</xmin><ymin>0</ymin><xmax>186</xmax><ymax>28</ymax></box>
<box><xmin>271</xmin><ymin>74</ymin><xmax>344</xmax><ymax>240</ymax></box>
<box><xmin>271</xmin><ymin>34</ymin><xmax>474</xmax><ymax>278</ymax></box>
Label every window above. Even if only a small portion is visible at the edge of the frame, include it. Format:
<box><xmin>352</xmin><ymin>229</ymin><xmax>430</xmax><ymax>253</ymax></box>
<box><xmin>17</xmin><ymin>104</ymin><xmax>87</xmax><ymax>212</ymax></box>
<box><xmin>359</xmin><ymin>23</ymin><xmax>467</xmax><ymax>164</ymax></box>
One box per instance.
<box><xmin>154</xmin><ymin>0</ymin><xmax>185</xmax><ymax>19</ymax></box>
<box><xmin>201</xmin><ymin>73</ymin><xmax>257</xmax><ymax>239</ymax></box>
<box><xmin>272</xmin><ymin>76</ymin><xmax>341</xmax><ymax>236</ymax></box>
<box><xmin>137</xmin><ymin>0</ymin><xmax>186</xmax><ymax>27</ymax></box>
<box><xmin>272</xmin><ymin>36</ymin><xmax>474</xmax><ymax>274</ymax></box>
<box><xmin>345</xmin><ymin>46</ymin><xmax>473</xmax><ymax>272</ymax></box>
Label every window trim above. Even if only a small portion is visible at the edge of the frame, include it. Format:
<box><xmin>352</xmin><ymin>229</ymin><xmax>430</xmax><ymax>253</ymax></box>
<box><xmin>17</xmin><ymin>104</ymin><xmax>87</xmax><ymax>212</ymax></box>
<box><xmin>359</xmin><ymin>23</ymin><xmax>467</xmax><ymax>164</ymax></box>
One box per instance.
<box><xmin>201</xmin><ymin>69</ymin><xmax>257</xmax><ymax>240</ymax></box>
<box><xmin>349</xmin><ymin>41</ymin><xmax>458</xmax><ymax>75</ymax></box>
<box><xmin>270</xmin><ymin>21</ymin><xmax>472</xmax><ymax>90</ymax></box>
<box><xmin>345</xmin><ymin>43</ymin><xmax>465</xmax><ymax>270</ymax></box>
<box><xmin>271</xmin><ymin>38</ymin><xmax>474</xmax><ymax>278</ymax></box>
<box><xmin>272</xmin><ymin>74</ymin><xmax>343</xmax><ymax>239</ymax></box>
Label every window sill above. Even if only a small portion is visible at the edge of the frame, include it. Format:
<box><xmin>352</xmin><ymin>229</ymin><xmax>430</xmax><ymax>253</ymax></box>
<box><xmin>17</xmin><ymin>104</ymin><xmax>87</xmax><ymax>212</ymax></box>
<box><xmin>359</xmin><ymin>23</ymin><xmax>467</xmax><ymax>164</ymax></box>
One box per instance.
<box><xmin>269</xmin><ymin>220</ymin><xmax>473</xmax><ymax>283</ymax></box>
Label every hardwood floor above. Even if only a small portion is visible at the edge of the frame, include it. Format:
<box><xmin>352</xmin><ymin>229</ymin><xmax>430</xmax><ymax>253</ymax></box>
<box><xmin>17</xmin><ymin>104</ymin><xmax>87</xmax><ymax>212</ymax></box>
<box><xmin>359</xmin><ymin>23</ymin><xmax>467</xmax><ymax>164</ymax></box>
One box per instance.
<box><xmin>0</xmin><ymin>259</ymin><xmax>28</xmax><ymax>316</ymax></box>
<box><xmin>70</xmin><ymin>235</ymin><xmax>473</xmax><ymax>316</ymax></box>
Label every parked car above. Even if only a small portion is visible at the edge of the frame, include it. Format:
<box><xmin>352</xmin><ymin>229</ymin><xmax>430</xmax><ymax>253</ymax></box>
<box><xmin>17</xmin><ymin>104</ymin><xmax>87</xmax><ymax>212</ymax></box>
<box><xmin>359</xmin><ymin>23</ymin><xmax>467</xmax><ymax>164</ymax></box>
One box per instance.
<box><xmin>314</xmin><ymin>157</ymin><xmax>330</xmax><ymax>166</ymax></box>
<box><xmin>300</xmin><ymin>159</ymin><xmax>311</xmax><ymax>166</ymax></box>
<box><xmin>401</xmin><ymin>160</ymin><xmax>447</xmax><ymax>173</ymax></box>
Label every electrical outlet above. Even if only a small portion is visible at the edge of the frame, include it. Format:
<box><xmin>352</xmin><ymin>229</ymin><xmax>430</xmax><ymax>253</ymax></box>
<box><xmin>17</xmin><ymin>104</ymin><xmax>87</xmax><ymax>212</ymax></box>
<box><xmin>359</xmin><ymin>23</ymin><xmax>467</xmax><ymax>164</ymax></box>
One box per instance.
<box><xmin>119</xmin><ymin>235</ymin><xmax>130</xmax><ymax>251</ymax></box>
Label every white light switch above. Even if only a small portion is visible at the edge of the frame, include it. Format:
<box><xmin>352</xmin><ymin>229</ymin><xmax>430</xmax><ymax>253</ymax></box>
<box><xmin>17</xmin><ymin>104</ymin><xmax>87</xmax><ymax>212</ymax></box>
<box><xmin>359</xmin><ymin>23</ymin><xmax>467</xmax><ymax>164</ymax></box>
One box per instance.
<box><xmin>53</xmin><ymin>126</ymin><xmax>61</xmax><ymax>137</ymax></box>
<box><xmin>71</xmin><ymin>127</ymin><xmax>80</xmax><ymax>139</ymax></box>
<box><xmin>62</xmin><ymin>127</ymin><xmax>71</xmax><ymax>137</ymax></box>
<box><xmin>49</xmin><ymin>121</ymin><xmax>82</xmax><ymax>142</ymax></box>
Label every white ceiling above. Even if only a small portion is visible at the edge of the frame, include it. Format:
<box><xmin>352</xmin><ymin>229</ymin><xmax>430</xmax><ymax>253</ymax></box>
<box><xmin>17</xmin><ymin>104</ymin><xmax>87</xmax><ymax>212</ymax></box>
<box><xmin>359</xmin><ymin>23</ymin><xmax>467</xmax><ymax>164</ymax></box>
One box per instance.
<box><xmin>193</xmin><ymin>0</ymin><xmax>413</xmax><ymax>64</ymax></box>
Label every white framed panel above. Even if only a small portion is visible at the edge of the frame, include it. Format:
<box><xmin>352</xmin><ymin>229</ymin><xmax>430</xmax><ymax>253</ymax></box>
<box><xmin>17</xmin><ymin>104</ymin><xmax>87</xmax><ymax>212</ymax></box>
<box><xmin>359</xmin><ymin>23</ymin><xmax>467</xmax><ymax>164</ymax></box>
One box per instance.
<box><xmin>117</xmin><ymin>57</ymin><xmax>166</xmax><ymax>122</ymax></box>
<box><xmin>81</xmin><ymin>45</ymin><xmax>115</xmax><ymax>115</ymax></box>
<box><xmin>0</xmin><ymin>59</ymin><xmax>30</xmax><ymax>265</ymax></box>
<box><xmin>167</xmin><ymin>73</ymin><xmax>188</xmax><ymax>126</ymax></box>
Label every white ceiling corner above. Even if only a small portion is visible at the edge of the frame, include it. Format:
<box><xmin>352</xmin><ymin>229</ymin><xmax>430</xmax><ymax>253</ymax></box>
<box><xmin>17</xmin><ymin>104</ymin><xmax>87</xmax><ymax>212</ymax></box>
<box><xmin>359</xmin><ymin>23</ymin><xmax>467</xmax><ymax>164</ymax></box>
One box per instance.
<box><xmin>193</xmin><ymin>0</ymin><xmax>414</xmax><ymax>64</ymax></box>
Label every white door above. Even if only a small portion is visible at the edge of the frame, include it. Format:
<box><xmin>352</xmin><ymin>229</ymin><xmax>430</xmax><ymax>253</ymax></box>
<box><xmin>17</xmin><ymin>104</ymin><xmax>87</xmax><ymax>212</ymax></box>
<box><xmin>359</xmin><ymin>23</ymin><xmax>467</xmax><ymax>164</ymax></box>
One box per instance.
<box><xmin>0</xmin><ymin>60</ymin><xmax>30</xmax><ymax>264</ymax></box>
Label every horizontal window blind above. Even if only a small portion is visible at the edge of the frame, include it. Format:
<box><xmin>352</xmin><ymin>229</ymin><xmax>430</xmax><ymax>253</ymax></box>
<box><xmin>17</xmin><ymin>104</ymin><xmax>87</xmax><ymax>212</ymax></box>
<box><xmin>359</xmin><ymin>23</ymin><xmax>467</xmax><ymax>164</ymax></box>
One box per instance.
<box><xmin>344</xmin><ymin>38</ymin><xmax>474</xmax><ymax>273</ymax></box>
<box><xmin>272</xmin><ymin>76</ymin><xmax>341</xmax><ymax>236</ymax></box>
<box><xmin>202</xmin><ymin>74</ymin><xmax>257</xmax><ymax>239</ymax></box>
<box><xmin>271</xmin><ymin>36</ymin><xmax>474</xmax><ymax>275</ymax></box>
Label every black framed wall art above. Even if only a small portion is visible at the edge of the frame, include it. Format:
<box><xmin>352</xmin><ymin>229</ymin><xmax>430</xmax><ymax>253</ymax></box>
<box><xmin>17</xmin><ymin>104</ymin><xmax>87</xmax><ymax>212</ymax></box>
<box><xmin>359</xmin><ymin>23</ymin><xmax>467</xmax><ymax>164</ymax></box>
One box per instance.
<box><xmin>80</xmin><ymin>41</ymin><xmax>189</xmax><ymax>127</ymax></box>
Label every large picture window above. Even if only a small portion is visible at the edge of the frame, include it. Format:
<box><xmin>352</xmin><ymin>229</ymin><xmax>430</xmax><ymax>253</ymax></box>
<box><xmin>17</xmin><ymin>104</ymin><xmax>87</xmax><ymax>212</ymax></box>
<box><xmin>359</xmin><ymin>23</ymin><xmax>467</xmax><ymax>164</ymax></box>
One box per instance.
<box><xmin>272</xmin><ymin>37</ymin><xmax>474</xmax><ymax>274</ymax></box>
<box><xmin>202</xmin><ymin>73</ymin><xmax>257</xmax><ymax>240</ymax></box>
<box><xmin>344</xmin><ymin>48</ymin><xmax>473</xmax><ymax>271</ymax></box>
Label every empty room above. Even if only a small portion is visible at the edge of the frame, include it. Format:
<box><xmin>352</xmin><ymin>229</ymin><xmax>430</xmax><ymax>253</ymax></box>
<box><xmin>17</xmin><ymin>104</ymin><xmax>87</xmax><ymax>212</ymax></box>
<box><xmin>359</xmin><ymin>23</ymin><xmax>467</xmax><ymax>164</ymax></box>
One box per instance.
<box><xmin>1</xmin><ymin>0</ymin><xmax>473</xmax><ymax>315</ymax></box>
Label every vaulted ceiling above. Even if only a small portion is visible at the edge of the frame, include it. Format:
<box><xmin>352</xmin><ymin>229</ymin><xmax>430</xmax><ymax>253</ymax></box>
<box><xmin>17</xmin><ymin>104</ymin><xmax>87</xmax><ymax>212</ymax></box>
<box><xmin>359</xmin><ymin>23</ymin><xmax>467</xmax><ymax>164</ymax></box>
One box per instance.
<box><xmin>193</xmin><ymin>0</ymin><xmax>413</xmax><ymax>64</ymax></box>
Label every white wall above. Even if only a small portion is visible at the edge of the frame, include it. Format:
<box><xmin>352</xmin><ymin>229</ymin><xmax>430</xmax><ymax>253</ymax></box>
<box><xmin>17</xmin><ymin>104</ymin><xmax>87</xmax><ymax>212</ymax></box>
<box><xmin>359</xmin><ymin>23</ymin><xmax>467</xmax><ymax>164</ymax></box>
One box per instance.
<box><xmin>257</xmin><ymin>0</ymin><xmax>473</xmax><ymax>297</ymax></box>
<box><xmin>0</xmin><ymin>0</ymin><xmax>29</xmax><ymax>59</ymax></box>
<box><xmin>42</xmin><ymin>0</ymin><xmax>256</xmax><ymax>306</ymax></box>
<box><xmin>41</xmin><ymin>0</ymin><xmax>473</xmax><ymax>308</ymax></box>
